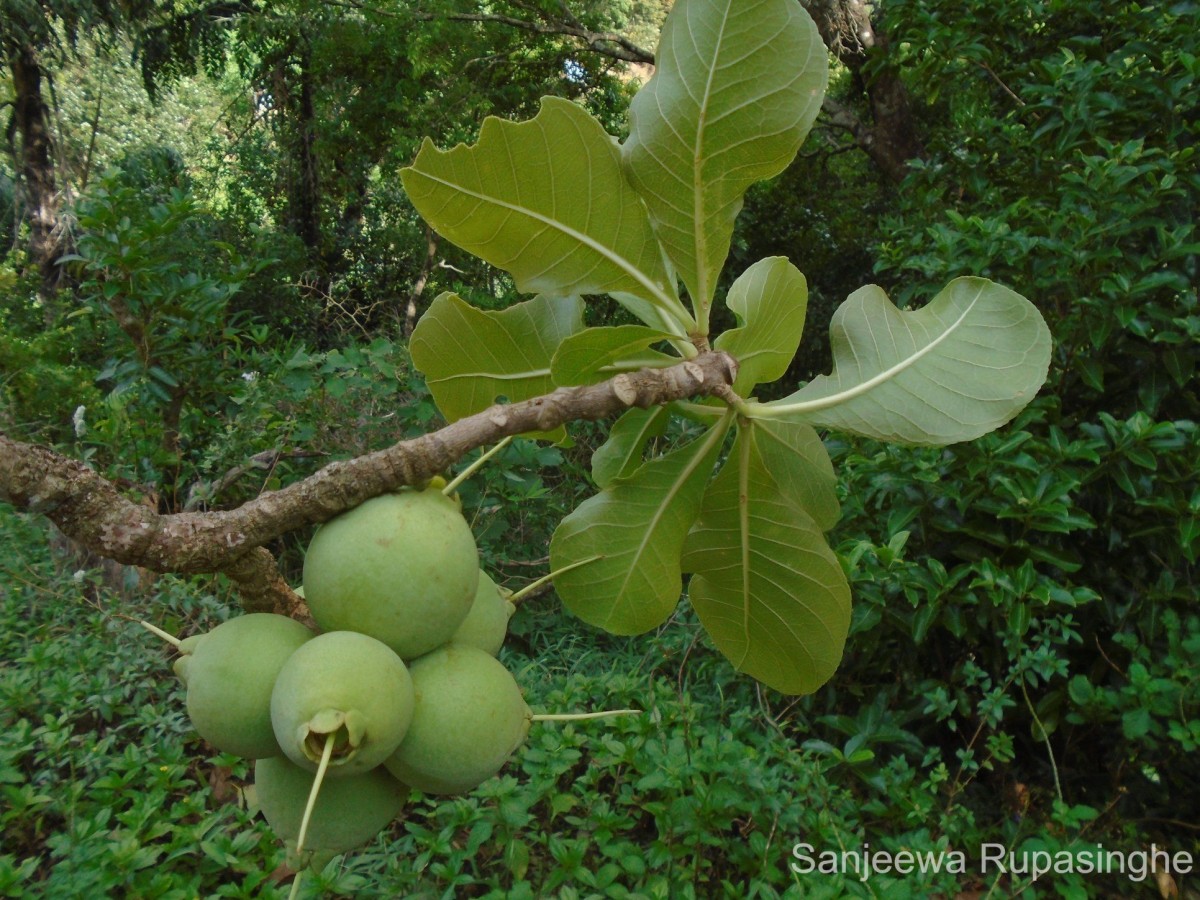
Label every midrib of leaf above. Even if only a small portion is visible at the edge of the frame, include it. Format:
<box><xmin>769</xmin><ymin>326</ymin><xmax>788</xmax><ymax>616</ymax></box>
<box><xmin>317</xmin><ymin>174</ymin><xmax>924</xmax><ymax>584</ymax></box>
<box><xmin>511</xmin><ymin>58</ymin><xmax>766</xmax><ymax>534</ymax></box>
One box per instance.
<box><xmin>758</xmin><ymin>283</ymin><xmax>982</xmax><ymax>417</ymax></box>
<box><xmin>691</xmin><ymin>0</ymin><xmax>734</xmax><ymax>329</ymax></box>
<box><xmin>432</xmin><ymin>368</ymin><xmax>551</xmax><ymax>383</ymax></box>
<box><xmin>611</xmin><ymin>412</ymin><xmax>733</xmax><ymax>623</ymax></box>
<box><xmin>736</xmin><ymin>425</ymin><xmax>752</xmax><ymax>664</ymax></box>
<box><xmin>412</xmin><ymin>170</ymin><xmax>692</xmax><ymax>327</ymax></box>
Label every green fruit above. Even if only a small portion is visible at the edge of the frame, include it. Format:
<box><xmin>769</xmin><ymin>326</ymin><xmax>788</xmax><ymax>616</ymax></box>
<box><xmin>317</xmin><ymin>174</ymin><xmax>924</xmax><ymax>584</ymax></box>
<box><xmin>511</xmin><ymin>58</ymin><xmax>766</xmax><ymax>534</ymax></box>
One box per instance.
<box><xmin>254</xmin><ymin>756</ymin><xmax>408</xmax><ymax>863</ymax></box>
<box><xmin>449</xmin><ymin>571</ymin><xmax>511</xmax><ymax>656</ymax></box>
<box><xmin>302</xmin><ymin>488</ymin><xmax>480</xmax><ymax>660</ymax></box>
<box><xmin>176</xmin><ymin>614</ymin><xmax>315</xmax><ymax>759</ymax></box>
<box><xmin>384</xmin><ymin>645</ymin><xmax>531</xmax><ymax>795</ymax></box>
<box><xmin>270</xmin><ymin>631</ymin><xmax>414</xmax><ymax>776</ymax></box>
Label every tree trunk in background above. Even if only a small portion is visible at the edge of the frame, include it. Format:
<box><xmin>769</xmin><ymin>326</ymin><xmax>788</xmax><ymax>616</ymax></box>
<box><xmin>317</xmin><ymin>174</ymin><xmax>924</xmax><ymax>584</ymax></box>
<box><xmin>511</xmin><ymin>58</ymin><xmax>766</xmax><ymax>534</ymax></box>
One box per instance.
<box><xmin>404</xmin><ymin>228</ymin><xmax>438</xmax><ymax>338</ymax></box>
<box><xmin>270</xmin><ymin>51</ymin><xmax>322</xmax><ymax>257</ymax></box>
<box><xmin>9</xmin><ymin>44</ymin><xmax>66</xmax><ymax>299</ymax></box>
<box><xmin>803</xmin><ymin>0</ymin><xmax>925</xmax><ymax>183</ymax></box>
<box><xmin>293</xmin><ymin>50</ymin><xmax>322</xmax><ymax>254</ymax></box>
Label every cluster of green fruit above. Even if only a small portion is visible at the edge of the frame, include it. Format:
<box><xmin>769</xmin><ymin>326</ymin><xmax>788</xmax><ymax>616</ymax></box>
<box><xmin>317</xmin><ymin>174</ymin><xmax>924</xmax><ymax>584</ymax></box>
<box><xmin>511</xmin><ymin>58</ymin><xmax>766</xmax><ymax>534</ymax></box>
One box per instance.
<box><xmin>164</xmin><ymin>482</ymin><xmax>530</xmax><ymax>873</ymax></box>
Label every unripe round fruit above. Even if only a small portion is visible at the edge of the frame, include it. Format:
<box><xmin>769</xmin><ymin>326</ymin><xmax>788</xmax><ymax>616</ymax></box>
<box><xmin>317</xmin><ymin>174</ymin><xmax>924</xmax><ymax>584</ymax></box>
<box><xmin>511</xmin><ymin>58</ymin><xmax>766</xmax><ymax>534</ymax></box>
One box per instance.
<box><xmin>270</xmin><ymin>631</ymin><xmax>414</xmax><ymax>777</ymax></box>
<box><xmin>302</xmin><ymin>488</ymin><xmax>480</xmax><ymax>660</ymax></box>
<box><xmin>176</xmin><ymin>614</ymin><xmax>315</xmax><ymax>759</ymax></box>
<box><xmin>449</xmin><ymin>571</ymin><xmax>511</xmax><ymax>657</ymax></box>
<box><xmin>384</xmin><ymin>645</ymin><xmax>531</xmax><ymax>795</ymax></box>
<box><xmin>254</xmin><ymin>756</ymin><xmax>408</xmax><ymax>861</ymax></box>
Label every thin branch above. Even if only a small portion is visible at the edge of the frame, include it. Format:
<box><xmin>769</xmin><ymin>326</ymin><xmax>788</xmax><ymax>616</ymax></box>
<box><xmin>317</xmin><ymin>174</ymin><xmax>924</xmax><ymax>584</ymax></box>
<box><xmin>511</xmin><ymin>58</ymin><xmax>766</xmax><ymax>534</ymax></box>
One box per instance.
<box><xmin>184</xmin><ymin>448</ymin><xmax>326</xmax><ymax>511</ymax></box>
<box><xmin>436</xmin><ymin>11</ymin><xmax>654</xmax><ymax>64</ymax></box>
<box><xmin>976</xmin><ymin>60</ymin><xmax>1026</xmax><ymax>108</ymax></box>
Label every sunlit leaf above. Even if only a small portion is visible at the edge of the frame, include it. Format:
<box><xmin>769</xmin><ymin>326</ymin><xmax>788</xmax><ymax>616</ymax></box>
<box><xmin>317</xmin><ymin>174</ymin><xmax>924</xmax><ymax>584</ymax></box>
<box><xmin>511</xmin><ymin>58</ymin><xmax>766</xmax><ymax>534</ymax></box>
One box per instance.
<box><xmin>402</xmin><ymin>96</ymin><xmax>688</xmax><ymax>326</ymax></box>
<box><xmin>551</xmin><ymin>325</ymin><xmax>679</xmax><ymax>386</ymax></box>
<box><xmin>682</xmin><ymin>426</ymin><xmax>850</xmax><ymax>695</ymax></box>
<box><xmin>410</xmin><ymin>292</ymin><xmax>584</xmax><ymax>441</ymax></box>
<box><xmin>758</xmin><ymin>277</ymin><xmax>1052</xmax><ymax>445</ymax></box>
<box><xmin>590</xmin><ymin>406</ymin><xmax>671</xmax><ymax>488</ymax></box>
<box><xmin>622</xmin><ymin>0</ymin><xmax>827</xmax><ymax>324</ymax></box>
<box><xmin>551</xmin><ymin>416</ymin><xmax>732</xmax><ymax>634</ymax></box>
<box><xmin>714</xmin><ymin>257</ymin><xmax>808</xmax><ymax>393</ymax></box>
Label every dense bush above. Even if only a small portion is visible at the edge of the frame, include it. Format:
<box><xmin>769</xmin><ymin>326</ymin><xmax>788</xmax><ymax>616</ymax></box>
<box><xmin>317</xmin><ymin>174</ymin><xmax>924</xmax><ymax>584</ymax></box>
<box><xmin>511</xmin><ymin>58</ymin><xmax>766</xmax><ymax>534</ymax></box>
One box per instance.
<box><xmin>790</xmin><ymin>0</ymin><xmax>1200</xmax><ymax>864</ymax></box>
<box><xmin>16</xmin><ymin>501</ymin><xmax>1177</xmax><ymax>899</ymax></box>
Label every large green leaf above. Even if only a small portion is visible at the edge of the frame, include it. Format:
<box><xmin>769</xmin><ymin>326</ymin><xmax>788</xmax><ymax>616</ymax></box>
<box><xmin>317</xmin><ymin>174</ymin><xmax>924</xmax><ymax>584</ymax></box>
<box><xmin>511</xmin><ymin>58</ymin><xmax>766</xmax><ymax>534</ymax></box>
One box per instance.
<box><xmin>756</xmin><ymin>277</ymin><xmax>1053</xmax><ymax>445</ymax></box>
<box><xmin>714</xmin><ymin>257</ymin><xmax>809</xmax><ymax>393</ymax></box>
<box><xmin>550</xmin><ymin>325</ymin><xmax>678</xmax><ymax>386</ymax></box>
<box><xmin>401</xmin><ymin>96</ymin><xmax>688</xmax><ymax>327</ymax></box>
<box><xmin>748</xmin><ymin>417</ymin><xmax>839</xmax><ymax>531</ymax></box>
<box><xmin>621</xmin><ymin>0</ymin><xmax>827</xmax><ymax>327</ymax></box>
<box><xmin>590</xmin><ymin>406</ymin><xmax>671</xmax><ymax>488</ymax></box>
<box><xmin>410</xmin><ymin>292</ymin><xmax>584</xmax><ymax>441</ymax></box>
<box><xmin>682</xmin><ymin>426</ymin><xmax>850</xmax><ymax>695</ymax></box>
<box><xmin>550</xmin><ymin>415</ymin><xmax>732</xmax><ymax>634</ymax></box>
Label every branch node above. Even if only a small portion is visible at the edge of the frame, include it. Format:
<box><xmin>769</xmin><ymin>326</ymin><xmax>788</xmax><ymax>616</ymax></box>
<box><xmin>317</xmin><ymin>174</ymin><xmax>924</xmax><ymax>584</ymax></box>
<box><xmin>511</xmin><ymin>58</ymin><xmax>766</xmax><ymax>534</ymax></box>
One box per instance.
<box><xmin>612</xmin><ymin>374</ymin><xmax>638</xmax><ymax>407</ymax></box>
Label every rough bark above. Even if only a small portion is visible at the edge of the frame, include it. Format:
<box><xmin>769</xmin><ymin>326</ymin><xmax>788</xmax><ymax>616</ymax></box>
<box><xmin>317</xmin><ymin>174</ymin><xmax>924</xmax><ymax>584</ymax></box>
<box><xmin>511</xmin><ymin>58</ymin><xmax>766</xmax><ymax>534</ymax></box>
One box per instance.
<box><xmin>0</xmin><ymin>351</ymin><xmax>738</xmax><ymax>613</ymax></box>
<box><xmin>8</xmin><ymin>43</ymin><xmax>66</xmax><ymax>298</ymax></box>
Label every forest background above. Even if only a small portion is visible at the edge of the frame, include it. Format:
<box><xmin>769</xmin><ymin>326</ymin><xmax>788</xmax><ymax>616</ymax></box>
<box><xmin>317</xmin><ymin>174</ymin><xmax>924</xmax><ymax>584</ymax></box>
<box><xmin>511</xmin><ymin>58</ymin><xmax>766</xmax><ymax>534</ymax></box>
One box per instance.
<box><xmin>0</xmin><ymin>0</ymin><xmax>1196</xmax><ymax>896</ymax></box>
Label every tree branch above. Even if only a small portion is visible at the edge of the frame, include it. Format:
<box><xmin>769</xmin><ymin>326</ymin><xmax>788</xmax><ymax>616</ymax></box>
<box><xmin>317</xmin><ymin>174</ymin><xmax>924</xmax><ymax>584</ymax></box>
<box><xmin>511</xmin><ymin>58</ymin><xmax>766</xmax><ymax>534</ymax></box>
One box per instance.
<box><xmin>324</xmin><ymin>0</ymin><xmax>656</xmax><ymax>65</ymax></box>
<box><xmin>0</xmin><ymin>351</ymin><xmax>738</xmax><ymax>612</ymax></box>
<box><xmin>435</xmin><ymin>11</ymin><xmax>654</xmax><ymax>64</ymax></box>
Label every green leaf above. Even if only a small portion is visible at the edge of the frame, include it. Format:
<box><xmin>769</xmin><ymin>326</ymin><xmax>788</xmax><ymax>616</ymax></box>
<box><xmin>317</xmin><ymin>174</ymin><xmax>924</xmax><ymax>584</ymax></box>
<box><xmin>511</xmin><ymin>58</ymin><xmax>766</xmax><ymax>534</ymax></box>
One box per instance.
<box><xmin>401</xmin><ymin>96</ymin><xmax>688</xmax><ymax>326</ymax></box>
<box><xmin>550</xmin><ymin>415</ymin><xmax>732</xmax><ymax>634</ymax></box>
<box><xmin>746</xmin><ymin>417</ymin><xmax>839</xmax><ymax>531</ymax></box>
<box><xmin>410</xmin><ymin>292</ymin><xmax>584</xmax><ymax>441</ymax></box>
<box><xmin>682</xmin><ymin>426</ymin><xmax>850</xmax><ymax>695</ymax></box>
<box><xmin>714</xmin><ymin>257</ymin><xmax>809</xmax><ymax>393</ymax></box>
<box><xmin>608</xmin><ymin>291</ymin><xmax>693</xmax><ymax>336</ymax></box>
<box><xmin>621</xmin><ymin>0</ymin><xmax>827</xmax><ymax>326</ymax></box>
<box><xmin>147</xmin><ymin>365</ymin><xmax>180</xmax><ymax>388</ymax></box>
<box><xmin>591</xmin><ymin>406</ymin><xmax>671</xmax><ymax>488</ymax></box>
<box><xmin>757</xmin><ymin>277</ymin><xmax>1052</xmax><ymax>445</ymax></box>
<box><xmin>550</xmin><ymin>325</ymin><xmax>678</xmax><ymax>386</ymax></box>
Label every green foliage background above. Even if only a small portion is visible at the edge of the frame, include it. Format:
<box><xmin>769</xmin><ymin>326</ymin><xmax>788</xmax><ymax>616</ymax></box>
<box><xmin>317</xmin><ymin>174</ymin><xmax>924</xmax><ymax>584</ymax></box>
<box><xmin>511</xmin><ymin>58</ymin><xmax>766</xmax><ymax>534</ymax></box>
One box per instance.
<box><xmin>0</xmin><ymin>0</ymin><xmax>1196</xmax><ymax>894</ymax></box>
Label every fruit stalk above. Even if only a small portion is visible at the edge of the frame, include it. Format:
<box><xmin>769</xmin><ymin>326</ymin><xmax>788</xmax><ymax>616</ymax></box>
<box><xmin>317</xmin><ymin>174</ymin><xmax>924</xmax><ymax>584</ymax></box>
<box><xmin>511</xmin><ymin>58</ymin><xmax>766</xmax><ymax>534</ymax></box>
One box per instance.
<box><xmin>287</xmin><ymin>732</ymin><xmax>337</xmax><ymax>900</ymax></box>
<box><xmin>138</xmin><ymin>620</ymin><xmax>182</xmax><ymax>648</ymax></box>
<box><xmin>507</xmin><ymin>555</ymin><xmax>603</xmax><ymax>606</ymax></box>
<box><xmin>441</xmin><ymin>436</ymin><xmax>514</xmax><ymax>496</ymax></box>
<box><xmin>530</xmin><ymin>709</ymin><xmax>641</xmax><ymax>722</ymax></box>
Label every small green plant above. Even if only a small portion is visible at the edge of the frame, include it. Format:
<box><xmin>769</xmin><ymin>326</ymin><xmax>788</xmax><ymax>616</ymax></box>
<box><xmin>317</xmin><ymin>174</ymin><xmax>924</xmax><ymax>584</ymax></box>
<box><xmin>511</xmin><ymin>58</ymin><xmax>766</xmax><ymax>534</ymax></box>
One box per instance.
<box><xmin>63</xmin><ymin>169</ymin><xmax>271</xmax><ymax>499</ymax></box>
